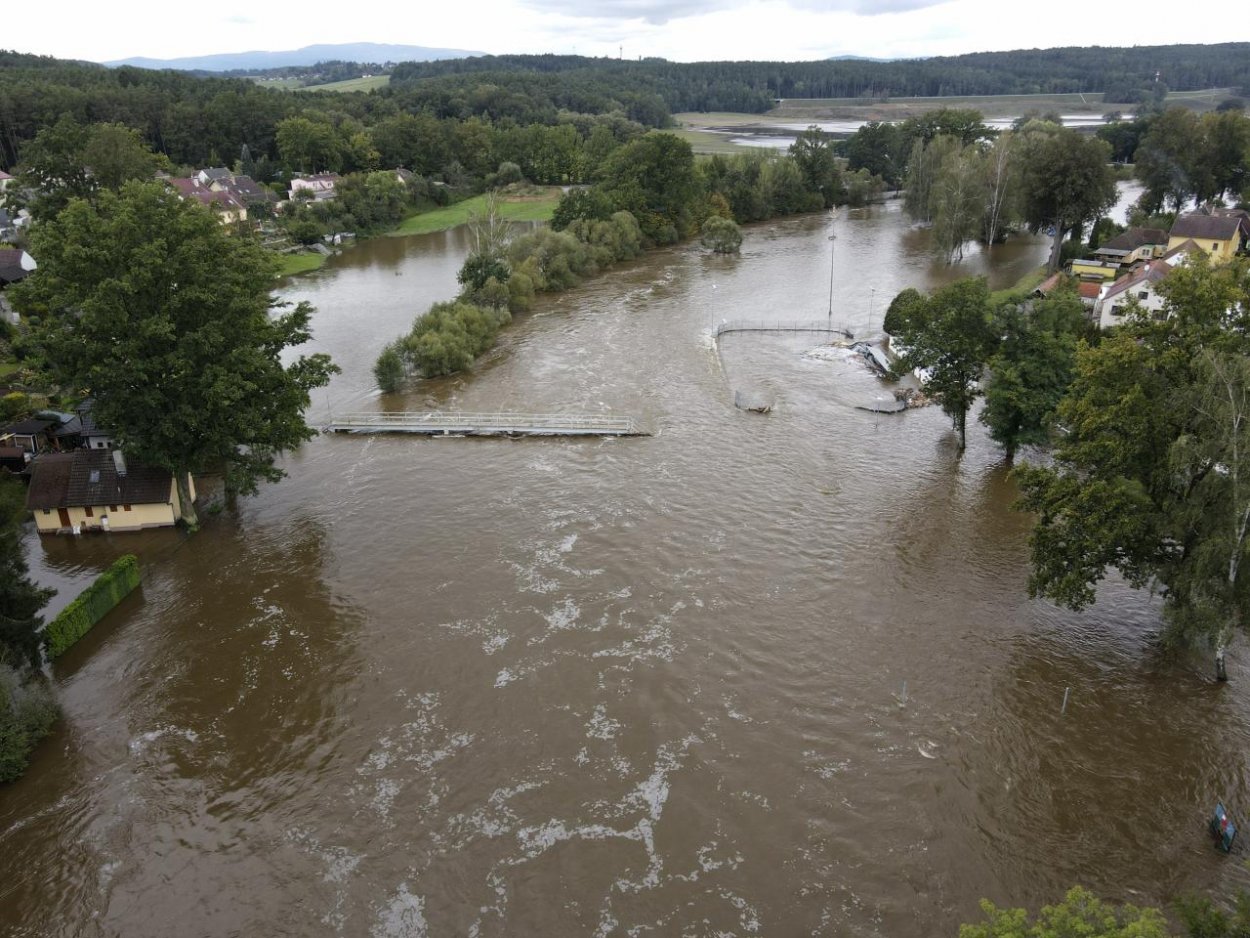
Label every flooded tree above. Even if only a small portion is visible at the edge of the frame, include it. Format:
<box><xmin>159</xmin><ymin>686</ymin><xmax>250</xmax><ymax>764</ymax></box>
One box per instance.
<box><xmin>888</xmin><ymin>277</ymin><xmax>999</xmax><ymax>451</ymax></box>
<box><xmin>1016</xmin><ymin>258</ymin><xmax>1250</xmax><ymax>680</ymax></box>
<box><xmin>15</xmin><ymin>182</ymin><xmax>338</xmax><ymax>526</ymax></box>
<box><xmin>959</xmin><ymin>886</ymin><xmax>1170</xmax><ymax>938</ymax></box>
<box><xmin>1019</xmin><ymin>127</ymin><xmax>1117</xmax><ymax>272</ymax></box>
<box><xmin>980</xmin><ymin>287</ymin><xmax>1088</xmax><ymax>462</ymax></box>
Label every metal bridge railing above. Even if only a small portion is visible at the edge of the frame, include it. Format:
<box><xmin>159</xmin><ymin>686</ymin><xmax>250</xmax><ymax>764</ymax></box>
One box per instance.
<box><xmin>713</xmin><ymin>319</ymin><xmax>854</xmax><ymax>339</ymax></box>
<box><xmin>324</xmin><ymin>412</ymin><xmax>639</xmax><ymax>434</ymax></box>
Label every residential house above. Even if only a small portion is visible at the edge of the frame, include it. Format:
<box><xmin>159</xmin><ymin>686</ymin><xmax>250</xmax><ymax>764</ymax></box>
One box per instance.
<box><xmin>1167</xmin><ymin>212</ymin><xmax>1249</xmax><ymax>262</ymax></box>
<box><xmin>1076</xmin><ymin>280</ymin><xmax>1101</xmax><ymax>312</ymax></box>
<box><xmin>1094</xmin><ymin>240</ymin><xmax>1204</xmax><ymax>329</ymax></box>
<box><xmin>1095</xmin><ymin>260</ymin><xmax>1173</xmax><ymax>329</ymax></box>
<box><xmin>1091</xmin><ymin>227</ymin><xmax>1169</xmax><ymax>268</ymax></box>
<box><xmin>288</xmin><ymin>173</ymin><xmax>340</xmax><ymax>202</ymax></box>
<box><xmin>209</xmin><ymin>174</ymin><xmax>276</xmax><ymax>215</ymax></box>
<box><xmin>0</xmin><ymin>169</ymin><xmax>12</xmax><ymax>207</ymax></box>
<box><xmin>0</xmin><ymin>417</ymin><xmax>56</xmax><ymax>454</ymax></box>
<box><xmin>1069</xmin><ymin>258</ymin><xmax>1121</xmax><ymax>282</ymax></box>
<box><xmin>0</xmin><ymin>247</ymin><xmax>36</xmax><ymax>325</ymax></box>
<box><xmin>195</xmin><ymin>167</ymin><xmax>233</xmax><ymax>187</ymax></box>
<box><xmin>0</xmin><ymin>248</ymin><xmax>36</xmax><ymax>286</ymax></box>
<box><xmin>166</xmin><ymin>177</ymin><xmax>248</xmax><ymax>225</ymax></box>
<box><xmin>25</xmin><ymin>449</ymin><xmax>194</xmax><ymax>534</ymax></box>
<box><xmin>52</xmin><ymin>399</ymin><xmax>115</xmax><ymax>451</ymax></box>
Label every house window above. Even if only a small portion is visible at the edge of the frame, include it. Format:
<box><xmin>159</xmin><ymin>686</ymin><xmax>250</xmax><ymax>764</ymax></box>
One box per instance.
<box><xmin>1138</xmin><ymin>291</ymin><xmax>1149</xmax><ymax>300</ymax></box>
<box><xmin>1214</xmin><ymin>243</ymin><xmax>1219</xmax><ymax>251</ymax></box>
<box><xmin>42</xmin><ymin>509</ymin><xmax>50</xmax><ymax>515</ymax></box>
<box><xmin>84</xmin><ymin>505</ymin><xmax>93</xmax><ymax>517</ymax></box>
<box><xmin>110</xmin><ymin>505</ymin><xmax>117</xmax><ymax>512</ymax></box>
<box><xmin>1153</xmin><ymin>309</ymin><xmax>1168</xmax><ymax>321</ymax></box>
<box><xmin>123</xmin><ymin>505</ymin><xmax>132</xmax><ymax>511</ymax></box>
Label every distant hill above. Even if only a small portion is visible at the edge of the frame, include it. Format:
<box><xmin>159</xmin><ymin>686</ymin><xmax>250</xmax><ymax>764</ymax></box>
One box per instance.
<box><xmin>104</xmin><ymin>42</ymin><xmax>483</xmax><ymax>72</ymax></box>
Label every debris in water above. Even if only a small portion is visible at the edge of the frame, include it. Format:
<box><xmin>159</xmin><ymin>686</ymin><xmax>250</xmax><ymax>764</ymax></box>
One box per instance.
<box><xmin>734</xmin><ymin>390</ymin><xmax>773</xmax><ymax>413</ymax></box>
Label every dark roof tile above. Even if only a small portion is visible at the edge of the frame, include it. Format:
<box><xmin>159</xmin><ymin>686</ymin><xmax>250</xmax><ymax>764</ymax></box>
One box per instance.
<box><xmin>1170</xmin><ymin>214</ymin><xmax>1243</xmax><ymax>241</ymax></box>
<box><xmin>26</xmin><ymin>450</ymin><xmax>172</xmax><ymax>510</ymax></box>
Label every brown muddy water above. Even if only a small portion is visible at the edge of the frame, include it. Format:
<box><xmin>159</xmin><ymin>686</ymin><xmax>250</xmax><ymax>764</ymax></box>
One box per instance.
<box><xmin>5</xmin><ymin>195</ymin><xmax>1249</xmax><ymax>937</ymax></box>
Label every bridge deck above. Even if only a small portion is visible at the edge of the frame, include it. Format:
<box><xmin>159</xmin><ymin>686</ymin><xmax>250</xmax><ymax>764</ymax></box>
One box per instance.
<box><xmin>324</xmin><ymin>412</ymin><xmax>646</xmax><ymax>437</ymax></box>
<box><xmin>713</xmin><ymin>319</ymin><xmax>854</xmax><ymax>339</ymax></box>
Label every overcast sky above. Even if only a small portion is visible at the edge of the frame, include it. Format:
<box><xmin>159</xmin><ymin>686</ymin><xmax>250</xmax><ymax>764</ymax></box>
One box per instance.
<box><xmin>9</xmin><ymin>0</ymin><xmax>1246</xmax><ymax>64</ymax></box>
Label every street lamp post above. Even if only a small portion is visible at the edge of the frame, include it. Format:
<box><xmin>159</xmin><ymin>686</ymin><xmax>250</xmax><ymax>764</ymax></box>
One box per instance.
<box><xmin>827</xmin><ymin>223</ymin><xmax>837</xmax><ymax>327</ymax></box>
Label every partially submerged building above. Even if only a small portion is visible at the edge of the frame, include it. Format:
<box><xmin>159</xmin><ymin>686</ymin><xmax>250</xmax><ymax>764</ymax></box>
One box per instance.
<box><xmin>25</xmin><ymin>449</ymin><xmax>193</xmax><ymax>534</ymax></box>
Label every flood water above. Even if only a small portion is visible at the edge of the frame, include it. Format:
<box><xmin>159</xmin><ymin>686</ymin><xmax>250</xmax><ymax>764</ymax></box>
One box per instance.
<box><xmin>5</xmin><ymin>193</ymin><xmax>1249</xmax><ymax>937</ymax></box>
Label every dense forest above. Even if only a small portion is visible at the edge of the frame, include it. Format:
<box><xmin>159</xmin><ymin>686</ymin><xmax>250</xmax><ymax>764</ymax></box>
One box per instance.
<box><xmin>4</xmin><ymin>42</ymin><xmax>1250</xmax><ymax>171</ymax></box>
<box><xmin>391</xmin><ymin>43</ymin><xmax>1250</xmax><ymax>110</ymax></box>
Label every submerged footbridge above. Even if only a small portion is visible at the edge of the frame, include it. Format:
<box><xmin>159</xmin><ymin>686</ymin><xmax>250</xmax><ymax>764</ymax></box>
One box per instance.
<box><xmin>713</xmin><ymin>319</ymin><xmax>855</xmax><ymax>341</ymax></box>
<box><xmin>323</xmin><ymin>411</ymin><xmax>647</xmax><ymax>438</ymax></box>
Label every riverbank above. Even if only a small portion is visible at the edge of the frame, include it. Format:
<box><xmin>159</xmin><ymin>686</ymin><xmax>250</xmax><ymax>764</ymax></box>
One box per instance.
<box><xmin>387</xmin><ymin>187</ymin><xmax>562</xmax><ymax>237</ymax></box>
<box><xmin>275</xmin><ymin>186</ymin><xmax>565</xmax><ymax>278</ymax></box>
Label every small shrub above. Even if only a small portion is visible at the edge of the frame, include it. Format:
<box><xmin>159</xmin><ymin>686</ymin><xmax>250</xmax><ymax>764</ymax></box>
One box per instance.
<box><xmin>373</xmin><ymin>342</ymin><xmax>406</xmax><ymax>393</ymax></box>
<box><xmin>700</xmin><ymin>216</ymin><xmax>743</xmax><ymax>254</ymax></box>
<box><xmin>0</xmin><ymin>666</ymin><xmax>59</xmax><ymax>784</ymax></box>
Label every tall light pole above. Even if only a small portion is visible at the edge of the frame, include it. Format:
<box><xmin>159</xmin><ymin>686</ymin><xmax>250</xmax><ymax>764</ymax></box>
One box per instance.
<box><xmin>869</xmin><ymin>286</ymin><xmax>876</xmax><ymax>335</ymax></box>
<box><xmin>827</xmin><ymin>219</ymin><xmax>837</xmax><ymax>327</ymax></box>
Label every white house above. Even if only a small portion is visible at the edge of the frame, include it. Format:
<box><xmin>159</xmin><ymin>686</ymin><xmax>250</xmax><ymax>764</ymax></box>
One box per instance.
<box><xmin>1094</xmin><ymin>241</ymin><xmax>1204</xmax><ymax>329</ymax></box>
<box><xmin>288</xmin><ymin>173</ymin><xmax>340</xmax><ymax>202</ymax></box>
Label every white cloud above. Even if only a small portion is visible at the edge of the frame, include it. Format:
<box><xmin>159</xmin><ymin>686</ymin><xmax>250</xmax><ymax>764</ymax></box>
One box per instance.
<box><xmin>3</xmin><ymin>0</ymin><xmax>1248</xmax><ymax>64</ymax></box>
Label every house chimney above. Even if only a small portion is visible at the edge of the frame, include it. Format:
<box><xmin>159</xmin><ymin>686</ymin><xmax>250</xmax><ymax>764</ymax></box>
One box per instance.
<box><xmin>113</xmin><ymin>449</ymin><xmax>127</xmax><ymax>477</ymax></box>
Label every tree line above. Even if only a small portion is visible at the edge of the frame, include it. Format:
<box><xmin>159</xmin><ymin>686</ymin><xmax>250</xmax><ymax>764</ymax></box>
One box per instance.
<box><xmin>843</xmin><ymin>105</ymin><xmax>1250</xmax><ymax>267</ymax></box>
<box><xmin>390</xmin><ymin>44</ymin><xmax>1250</xmax><ymax>112</ymax></box>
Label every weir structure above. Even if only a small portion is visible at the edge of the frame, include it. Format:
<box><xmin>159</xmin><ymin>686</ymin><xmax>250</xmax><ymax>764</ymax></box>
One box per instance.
<box><xmin>323</xmin><ymin>412</ymin><xmax>646</xmax><ymax>438</ymax></box>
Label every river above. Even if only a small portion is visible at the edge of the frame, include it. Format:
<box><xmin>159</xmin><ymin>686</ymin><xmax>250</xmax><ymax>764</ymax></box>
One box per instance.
<box><xmin>4</xmin><ymin>192</ymin><xmax>1248</xmax><ymax>937</ymax></box>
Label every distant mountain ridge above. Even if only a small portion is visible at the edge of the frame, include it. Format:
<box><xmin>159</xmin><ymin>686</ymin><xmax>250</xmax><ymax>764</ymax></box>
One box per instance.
<box><xmin>105</xmin><ymin>42</ymin><xmax>483</xmax><ymax>72</ymax></box>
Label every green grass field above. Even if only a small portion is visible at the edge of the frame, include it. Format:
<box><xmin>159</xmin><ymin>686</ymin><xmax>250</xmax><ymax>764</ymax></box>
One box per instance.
<box><xmin>670</xmin><ymin>127</ymin><xmax>758</xmax><ymax>155</ymax></box>
<box><xmin>389</xmin><ymin>189</ymin><xmax>563</xmax><ymax>236</ymax></box>
<box><xmin>251</xmin><ymin>77</ymin><xmax>304</xmax><ymax>90</ymax></box>
<box><xmin>0</xmin><ymin>361</ymin><xmax>23</xmax><ymax>379</ymax></box>
<box><xmin>302</xmin><ymin>75</ymin><xmax>391</xmax><ymax>93</ymax></box>
<box><xmin>275</xmin><ymin>253</ymin><xmax>328</xmax><ymax>277</ymax></box>
<box><xmin>990</xmin><ymin>265</ymin><xmax>1050</xmax><ymax>304</ymax></box>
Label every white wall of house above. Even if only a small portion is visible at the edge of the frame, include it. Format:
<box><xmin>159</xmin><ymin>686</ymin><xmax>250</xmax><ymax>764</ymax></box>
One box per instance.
<box><xmin>1098</xmin><ymin>284</ymin><xmax>1168</xmax><ymax>329</ymax></box>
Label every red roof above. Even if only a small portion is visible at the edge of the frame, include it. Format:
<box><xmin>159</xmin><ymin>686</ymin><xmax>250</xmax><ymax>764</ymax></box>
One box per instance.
<box><xmin>165</xmin><ymin>177</ymin><xmax>244</xmax><ymax>213</ymax></box>
<box><xmin>1077</xmin><ymin>281</ymin><xmax>1101</xmax><ymax>300</ymax></box>
<box><xmin>1102</xmin><ymin>259</ymin><xmax>1172</xmax><ymax>302</ymax></box>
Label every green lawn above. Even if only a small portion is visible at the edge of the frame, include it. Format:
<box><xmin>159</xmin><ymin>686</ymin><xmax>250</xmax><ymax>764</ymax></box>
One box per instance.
<box><xmin>670</xmin><ymin>128</ymin><xmax>757</xmax><ymax>156</ymax></box>
<box><xmin>302</xmin><ymin>75</ymin><xmax>391</xmax><ymax>93</ymax></box>
<box><xmin>275</xmin><ymin>253</ymin><xmax>328</xmax><ymax>277</ymax></box>
<box><xmin>0</xmin><ymin>361</ymin><xmax>23</xmax><ymax>379</ymax></box>
<box><xmin>990</xmin><ymin>265</ymin><xmax>1050</xmax><ymax>304</ymax></box>
<box><xmin>389</xmin><ymin>189</ymin><xmax>562</xmax><ymax>236</ymax></box>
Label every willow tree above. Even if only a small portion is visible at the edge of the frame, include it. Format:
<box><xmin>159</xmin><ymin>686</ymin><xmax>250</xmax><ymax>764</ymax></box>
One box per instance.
<box><xmin>15</xmin><ymin>182</ymin><xmax>337</xmax><ymax>527</ymax></box>
<box><xmin>1016</xmin><ymin>258</ymin><xmax>1250</xmax><ymax>679</ymax></box>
